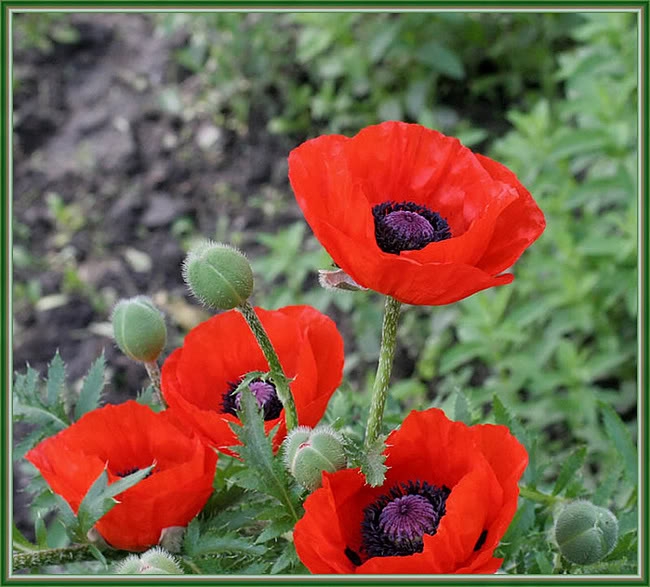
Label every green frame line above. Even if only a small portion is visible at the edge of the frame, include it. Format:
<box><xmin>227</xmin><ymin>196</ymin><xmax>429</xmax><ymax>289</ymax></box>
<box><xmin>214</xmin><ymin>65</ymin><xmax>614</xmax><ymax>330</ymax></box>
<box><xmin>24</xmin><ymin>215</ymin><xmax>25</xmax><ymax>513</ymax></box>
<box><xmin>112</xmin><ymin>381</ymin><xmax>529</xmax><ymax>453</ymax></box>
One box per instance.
<box><xmin>2</xmin><ymin>2</ymin><xmax>647</xmax><ymax>586</ymax></box>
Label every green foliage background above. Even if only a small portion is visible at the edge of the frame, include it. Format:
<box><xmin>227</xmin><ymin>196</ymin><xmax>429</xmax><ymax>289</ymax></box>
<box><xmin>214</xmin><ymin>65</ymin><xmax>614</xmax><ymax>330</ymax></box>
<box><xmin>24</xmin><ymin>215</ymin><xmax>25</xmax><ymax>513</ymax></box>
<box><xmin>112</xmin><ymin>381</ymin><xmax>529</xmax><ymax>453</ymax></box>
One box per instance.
<box><xmin>14</xmin><ymin>11</ymin><xmax>638</xmax><ymax>575</ymax></box>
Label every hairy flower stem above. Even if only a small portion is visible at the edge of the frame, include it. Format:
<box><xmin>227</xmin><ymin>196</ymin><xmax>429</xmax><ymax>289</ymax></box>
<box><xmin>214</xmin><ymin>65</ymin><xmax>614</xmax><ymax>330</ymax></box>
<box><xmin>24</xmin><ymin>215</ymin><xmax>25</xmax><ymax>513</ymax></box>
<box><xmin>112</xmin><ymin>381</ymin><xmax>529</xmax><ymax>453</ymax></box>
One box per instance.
<box><xmin>365</xmin><ymin>296</ymin><xmax>402</xmax><ymax>450</ymax></box>
<box><xmin>519</xmin><ymin>486</ymin><xmax>564</xmax><ymax>506</ymax></box>
<box><xmin>13</xmin><ymin>544</ymin><xmax>121</xmax><ymax>571</ymax></box>
<box><xmin>237</xmin><ymin>301</ymin><xmax>298</xmax><ymax>431</ymax></box>
<box><xmin>144</xmin><ymin>361</ymin><xmax>165</xmax><ymax>407</ymax></box>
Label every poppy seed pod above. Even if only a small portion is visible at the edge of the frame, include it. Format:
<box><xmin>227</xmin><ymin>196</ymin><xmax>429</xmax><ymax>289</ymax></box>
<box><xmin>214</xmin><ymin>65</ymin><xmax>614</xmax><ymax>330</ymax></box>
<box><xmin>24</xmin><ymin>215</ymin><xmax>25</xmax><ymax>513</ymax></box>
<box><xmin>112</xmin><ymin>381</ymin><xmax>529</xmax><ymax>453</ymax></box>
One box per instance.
<box><xmin>284</xmin><ymin>425</ymin><xmax>346</xmax><ymax>491</ymax></box>
<box><xmin>112</xmin><ymin>296</ymin><xmax>167</xmax><ymax>363</ymax></box>
<box><xmin>554</xmin><ymin>500</ymin><xmax>618</xmax><ymax>565</ymax></box>
<box><xmin>182</xmin><ymin>241</ymin><xmax>254</xmax><ymax>310</ymax></box>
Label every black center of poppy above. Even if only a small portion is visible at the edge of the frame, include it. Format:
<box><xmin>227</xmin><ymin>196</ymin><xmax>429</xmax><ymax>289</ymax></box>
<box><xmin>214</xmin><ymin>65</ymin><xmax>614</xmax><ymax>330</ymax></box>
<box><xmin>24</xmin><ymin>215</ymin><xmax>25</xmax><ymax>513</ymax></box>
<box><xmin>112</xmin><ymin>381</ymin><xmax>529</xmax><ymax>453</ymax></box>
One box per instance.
<box><xmin>360</xmin><ymin>480</ymin><xmax>450</xmax><ymax>559</ymax></box>
<box><xmin>373</xmin><ymin>201</ymin><xmax>451</xmax><ymax>255</ymax></box>
<box><xmin>222</xmin><ymin>378</ymin><xmax>283</xmax><ymax>421</ymax></box>
<box><xmin>115</xmin><ymin>466</ymin><xmax>153</xmax><ymax>479</ymax></box>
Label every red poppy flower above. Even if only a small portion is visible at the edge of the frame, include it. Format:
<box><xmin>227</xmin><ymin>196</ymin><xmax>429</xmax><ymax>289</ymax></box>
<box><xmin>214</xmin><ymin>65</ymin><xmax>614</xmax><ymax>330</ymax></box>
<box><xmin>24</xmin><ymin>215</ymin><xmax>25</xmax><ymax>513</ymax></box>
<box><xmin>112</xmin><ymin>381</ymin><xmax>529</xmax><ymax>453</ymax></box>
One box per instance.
<box><xmin>161</xmin><ymin>305</ymin><xmax>344</xmax><ymax>455</ymax></box>
<box><xmin>25</xmin><ymin>401</ymin><xmax>217</xmax><ymax>551</ymax></box>
<box><xmin>289</xmin><ymin>121</ymin><xmax>545</xmax><ymax>305</ymax></box>
<box><xmin>294</xmin><ymin>408</ymin><xmax>527</xmax><ymax>574</ymax></box>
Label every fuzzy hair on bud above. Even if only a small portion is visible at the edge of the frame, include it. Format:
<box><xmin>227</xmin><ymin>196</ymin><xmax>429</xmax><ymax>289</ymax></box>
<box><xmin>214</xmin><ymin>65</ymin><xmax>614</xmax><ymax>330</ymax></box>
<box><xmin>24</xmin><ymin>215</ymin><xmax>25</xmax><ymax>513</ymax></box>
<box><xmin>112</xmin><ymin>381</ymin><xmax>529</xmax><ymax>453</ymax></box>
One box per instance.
<box><xmin>283</xmin><ymin>425</ymin><xmax>346</xmax><ymax>491</ymax></box>
<box><xmin>115</xmin><ymin>547</ymin><xmax>184</xmax><ymax>575</ymax></box>
<box><xmin>112</xmin><ymin>296</ymin><xmax>167</xmax><ymax>363</ymax></box>
<box><xmin>182</xmin><ymin>240</ymin><xmax>254</xmax><ymax>310</ymax></box>
<box><xmin>554</xmin><ymin>500</ymin><xmax>619</xmax><ymax>565</ymax></box>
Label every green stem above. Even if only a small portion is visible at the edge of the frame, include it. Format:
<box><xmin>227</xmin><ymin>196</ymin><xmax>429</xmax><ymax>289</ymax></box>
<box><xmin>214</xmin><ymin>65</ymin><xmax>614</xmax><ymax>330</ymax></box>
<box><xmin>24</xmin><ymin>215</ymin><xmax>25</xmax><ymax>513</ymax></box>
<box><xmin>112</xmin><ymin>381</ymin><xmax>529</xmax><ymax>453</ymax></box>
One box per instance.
<box><xmin>144</xmin><ymin>361</ymin><xmax>166</xmax><ymax>407</ymax></box>
<box><xmin>13</xmin><ymin>544</ymin><xmax>121</xmax><ymax>571</ymax></box>
<box><xmin>364</xmin><ymin>296</ymin><xmax>402</xmax><ymax>449</ymax></box>
<box><xmin>519</xmin><ymin>486</ymin><xmax>563</xmax><ymax>506</ymax></box>
<box><xmin>237</xmin><ymin>301</ymin><xmax>298</xmax><ymax>431</ymax></box>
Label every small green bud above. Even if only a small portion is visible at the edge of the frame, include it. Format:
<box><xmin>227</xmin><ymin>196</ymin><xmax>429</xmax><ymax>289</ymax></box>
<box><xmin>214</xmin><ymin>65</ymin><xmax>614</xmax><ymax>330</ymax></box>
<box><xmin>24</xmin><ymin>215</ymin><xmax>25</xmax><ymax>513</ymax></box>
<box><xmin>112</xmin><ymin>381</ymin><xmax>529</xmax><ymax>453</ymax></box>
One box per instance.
<box><xmin>555</xmin><ymin>500</ymin><xmax>619</xmax><ymax>565</ymax></box>
<box><xmin>114</xmin><ymin>547</ymin><xmax>184</xmax><ymax>575</ymax></box>
<box><xmin>115</xmin><ymin>554</ymin><xmax>142</xmax><ymax>574</ymax></box>
<box><xmin>112</xmin><ymin>296</ymin><xmax>167</xmax><ymax>362</ymax></box>
<box><xmin>284</xmin><ymin>425</ymin><xmax>346</xmax><ymax>491</ymax></box>
<box><xmin>140</xmin><ymin>547</ymin><xmax>184</xmax><ymax>574</ymax></box>
<box><xmin>183</xmin><ymin>241</ymin><xmax>254</xmax><ymax>310</ymax></box>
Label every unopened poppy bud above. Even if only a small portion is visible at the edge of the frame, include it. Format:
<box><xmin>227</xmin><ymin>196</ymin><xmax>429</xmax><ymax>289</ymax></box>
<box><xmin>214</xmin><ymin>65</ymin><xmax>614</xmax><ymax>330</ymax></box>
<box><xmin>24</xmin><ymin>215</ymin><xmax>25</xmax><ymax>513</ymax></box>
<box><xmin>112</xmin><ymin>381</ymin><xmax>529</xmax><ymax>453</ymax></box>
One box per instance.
<box><xmin>115</xmin><ymin>554</ymin><xmax>142</xmax><ymax>574</ymax></box>
<box><xmin>284</xmin><ymin>425</ymin><xmax>346</xmax><ymax>491</ymax></box>
<box><xmin>112</xmin><ymin>296</ymin><xmax>167</xmax><ymax>362</ymax></box>
<box><xmin>554</xmin><ymin>500</ymin><xmax>618</xmax><ymax>565</ymax></box>
<box><xmin>115</xmin><ymin>547</ymin><xmax>184</xmax><ymax>574</ymax></box>
<box><xmin>183</xmin><ymin>241</ymin><xmax>254</xmax><ymax>310</ymax></box>
<box><xmin>140</xmin><ymin>547</ymin><xmax>184</xmax><ymax>574</ymax></box>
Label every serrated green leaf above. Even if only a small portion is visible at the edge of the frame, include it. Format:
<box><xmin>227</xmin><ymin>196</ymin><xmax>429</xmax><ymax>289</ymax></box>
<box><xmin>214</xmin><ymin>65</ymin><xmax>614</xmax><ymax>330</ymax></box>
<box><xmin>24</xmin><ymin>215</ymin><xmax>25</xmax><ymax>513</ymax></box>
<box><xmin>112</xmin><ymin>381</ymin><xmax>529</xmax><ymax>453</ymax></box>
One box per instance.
<box><xmin>15</xmin><ymin>367</ymin><xmax>40</xmax><ymax>404</ymax></box>
<box><xmin>231</xmin><ymin>389</ymin><xmax>301</xmax><ymax>522</ymax></box>
<box><xmin>77</xmin><ymin>464</ymin><xmax>154</xmax><ymax>535</ymax></box>
<box><xmin>13</xmin><ymin>404</ymin><xmax>67</xmax><ymax>431</ymax></box>
<box><xmin>271</xmin><ymin>542</ymin><xmax>298</xmax><ymax>574</ymax></box>
<box><xmin>599</xmin><ymin>401</ymin><xmax>637</xmax><ymax>485</ymax></box>
<box><xmin>492</xmin><ymin>394</ymin><xmax>528</xmax><ymax>446</ymax></box>
<box><xmin>453</xmin><ymin>389</ymin><xmax>472</xmax><ymax>425</ymax></box>
<box><xmin>51</xmin><ymin>493</ymin><xmax>78</xmax><ymax>536</ymax></box>
<box><xmin>74</xmin><ymin>353</ymin><xmax>106</xmax><ymax>421</ymax></box>
<box><xmin>255</xmin><ymin>518</ymin><xmax>295</xmax><ymax>544</ymax></box>
<box><xmin>46</xmin><ymin>351</ymin><xmax>66</xmax><ymax>407</ymax></box>
<box><xmin>186</xmin><ymin>532</ymin><xmax>265</xmax><ymax>557</ymax></box>
<box><xmin>552</xmin><ymin>446</ymin><xmax>587</xmax><ymax>495</ymax></box>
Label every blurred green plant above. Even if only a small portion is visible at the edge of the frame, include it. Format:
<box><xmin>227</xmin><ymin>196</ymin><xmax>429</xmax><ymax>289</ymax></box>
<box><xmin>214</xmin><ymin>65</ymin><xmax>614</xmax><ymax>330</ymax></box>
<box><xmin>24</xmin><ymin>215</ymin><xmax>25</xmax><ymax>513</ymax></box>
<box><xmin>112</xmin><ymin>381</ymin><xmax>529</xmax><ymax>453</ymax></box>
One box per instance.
<box><xmin>13</xmin><ymin>13</ymin><xmax>80</xmax><ymax>54</ymax></box>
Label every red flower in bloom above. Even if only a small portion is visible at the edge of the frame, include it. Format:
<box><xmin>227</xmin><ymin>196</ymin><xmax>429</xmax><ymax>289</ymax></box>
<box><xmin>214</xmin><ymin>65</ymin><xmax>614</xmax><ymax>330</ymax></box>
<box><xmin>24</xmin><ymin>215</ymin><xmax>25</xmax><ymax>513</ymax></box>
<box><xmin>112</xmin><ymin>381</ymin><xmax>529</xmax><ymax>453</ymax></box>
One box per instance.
<box><xmin>161</xmin><ymin>305</ymin><xmax>344</xmax><ymax>454</ymax></box>
<box><xmin>294</xmin><ymin>408</ymin><xmax>527</xmax><ymax>574</ymax></box>
<box><xmin>25</xmin><ymin>401</ymin><xmax>217</xmax><ymax>551</ymax></box>
<box><xmin>289</xmin><ymin>121</ymin><xmax>545</xmax><ymax>306</ymax></box>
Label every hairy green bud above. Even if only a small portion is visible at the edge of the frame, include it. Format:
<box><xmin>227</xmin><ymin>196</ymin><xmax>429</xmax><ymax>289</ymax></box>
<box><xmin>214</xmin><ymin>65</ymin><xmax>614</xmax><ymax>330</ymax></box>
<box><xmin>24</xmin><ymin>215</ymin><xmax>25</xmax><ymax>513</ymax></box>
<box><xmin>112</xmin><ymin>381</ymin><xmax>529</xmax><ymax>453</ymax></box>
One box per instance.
<box><xmin>112</xmin><ymin>296</ymin><xmax>167</xmax><ymax>362</ymax></box>
<box><xmin>284</xmin><ymin>425</ymin><xmax>346</xmax><ymax>491</ymax></box>
<box><xmin>555</xmin><ymin>500</ymin><xmax>619</xmax><ymax>565</ymax></box>
<box><xmin>115</xmin><ymin>547</ymin><xmax>183</xmax><ymax>575</ymax></box>
<box><xmin>183</xmin><ymin>241</ymin><xmax>254</xmax><ymax>310</ymax></box>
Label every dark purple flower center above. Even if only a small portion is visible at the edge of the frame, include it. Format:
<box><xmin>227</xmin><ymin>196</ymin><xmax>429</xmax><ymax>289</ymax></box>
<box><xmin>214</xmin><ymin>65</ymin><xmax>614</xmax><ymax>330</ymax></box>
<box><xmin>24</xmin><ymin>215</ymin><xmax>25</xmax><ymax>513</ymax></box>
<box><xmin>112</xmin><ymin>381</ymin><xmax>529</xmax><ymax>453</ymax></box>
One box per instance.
<box><xmin>373</xmin><ymin>201</ymin><xmax>451</xmax><ymax>255</ymax></box>
<box><xmin>222</xmin><ymin>378</ymin><xmax>283</xmax><ymax>421</ymax></box>
<box><xmin>360</xmin><ymin>480</ymin><xmax>450</xmax><ymax>559</ymax></box>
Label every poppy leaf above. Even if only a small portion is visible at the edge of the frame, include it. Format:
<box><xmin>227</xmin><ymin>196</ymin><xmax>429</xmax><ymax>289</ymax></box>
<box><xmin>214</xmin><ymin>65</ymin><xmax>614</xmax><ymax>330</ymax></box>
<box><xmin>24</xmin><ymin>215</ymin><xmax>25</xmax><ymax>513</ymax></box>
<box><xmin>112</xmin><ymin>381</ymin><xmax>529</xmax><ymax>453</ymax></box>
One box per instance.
<box><xmin>74</xmin><ymin>353</ymin><xmax>106</xmax><ymax>421</ymax></box>
<box><xmin>255</xmin><ymin>517</ymin><xmax>296</xmax><ymax>544</ymax></box>
<box><xmin>599</xmin><ymin>401</ymin><xmax>637</xmax><ymax>486</ymax></box>
<box><xmin>492</xmin><ymin>394</ymin><xmax>528</xmax><ymax>447</ymax></box>
<box><xmin>453</xmin><ymin>389</ymin><xmax>472</xmax><ymax>425</ymax></box>
<box><xmin>231</xmin><ymin>388</ymin><xmax>302</xmax><ymax>521</ymax></box>
<box><xmin>552</xmin><ymin>446</ymin><xmax>587</xmax><ymax>495</ymax></box>
<box><xmin>76</xmin><ymin>464</ymin><xmax>154</xmax><ymax>536</ymax></box>
<box><xmin>12</xmin><ymin>522</ymin><xmax>35</xmax><ymax>551</ymax></box>
<box><xmin>271</xmin><ymin>542</ymin><xmax>299</xmax><ymax>574</ymax></box>
<box><xmin>51</xmin><ymin>493</ymin><xmax>80</xmax><ymax>539</ymax></box>
<box><xmin>45</xmin><ymin>351</ymin><xmax>66</xmax><ymax>408</ymax></box>
<box><xmin>185</xmin><ymin>530</ymin><xmax>265</xmax><ymax>558</ymax></box>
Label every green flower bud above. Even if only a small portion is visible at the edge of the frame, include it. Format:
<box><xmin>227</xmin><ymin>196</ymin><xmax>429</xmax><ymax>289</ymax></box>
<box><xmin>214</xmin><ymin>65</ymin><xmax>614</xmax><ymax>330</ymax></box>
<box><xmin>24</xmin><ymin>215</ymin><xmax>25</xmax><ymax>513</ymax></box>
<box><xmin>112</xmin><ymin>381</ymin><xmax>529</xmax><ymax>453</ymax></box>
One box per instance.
<box><xmin>140</xmin><ymin>547</ymin><xmax>184</xmax><ymax>574</ymax></box>
<box><xmin>555</xmin><ymin>500</ymin><xmax>619</xmax><ymax>565</ymax></box>
<box><xmin>112</xmin><ymin>296</ymin><xmax>167</xmax><ymax>362</ymax></box>
<box><xmin>114</xmin><ymin>554</ymin><xmax>143</xmax><ymax>574</ymax></box>
<box><xmin>183</xmin><ymin>241</ymin><xmax>254</xmax><ymax>310</ymax></box>
<box><xmin>115</xmin><ymin>548</ymin><xmax>184</xmax><ymax>574</ymax></box>
<box><xmin>284</xmin><ymin>425</ymin><xmax>346</xmax><ymax>491</ymax></box>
